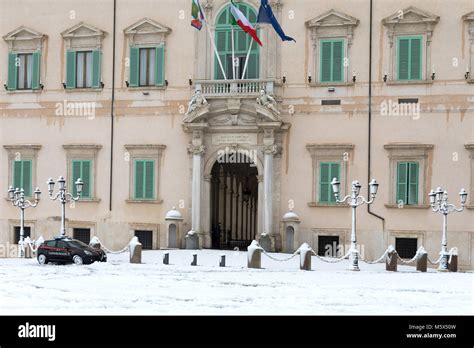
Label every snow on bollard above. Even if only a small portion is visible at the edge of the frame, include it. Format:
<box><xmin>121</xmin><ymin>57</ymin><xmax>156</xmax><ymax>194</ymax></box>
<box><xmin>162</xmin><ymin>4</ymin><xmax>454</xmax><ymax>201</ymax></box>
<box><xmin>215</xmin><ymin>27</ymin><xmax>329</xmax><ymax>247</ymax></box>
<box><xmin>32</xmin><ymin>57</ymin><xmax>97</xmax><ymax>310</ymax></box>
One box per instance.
<box><xmin>448</xmin><ymin>248</ymin><xmax>458</xmax><ymax>272</ymax></box>
<box><xmin>298</xmin><ymin>243</ymin><xmax>312</xmax><ymax>271</ymax></box>
<box><xmin>163</xmin><ymin>252</ymin><xmax>169</xmax><ymax>265</ymax></box>
<box><xmin>129</xmin><ymin>236</ymin><xmax>142</xmax><ymax>264</ymax></box>
<box><xmin>385</xmin><ymin>245</ymin><xmax>398</xmax><ymax>272</ymax></box>
<box><xmin>416</xmin><ymin>246</ymin><xmax>428</xmax><ymax>272</ymax></box>
<box><xmin>219</xmin><ymin>254</ymin><xmax>226</xmax><ymax>267</ymax></box>
<box><xmin>191</xmin><ymin>253</ymin><xmax>198</xmax><ymax>266</ymax></box>
<box><xmin>89</xmin><ymin>236</ymin><xmax>101</xmax><ymax>250</ymax></box>
<box><xmin>247</xmin><ymin>240</ymin><xmax>263</xmax><ymax>269</ymax></box>
<box><xmin>23</xmin><ymin>237</ymin><xmax>32</xmax><ymax>259</ymax></box>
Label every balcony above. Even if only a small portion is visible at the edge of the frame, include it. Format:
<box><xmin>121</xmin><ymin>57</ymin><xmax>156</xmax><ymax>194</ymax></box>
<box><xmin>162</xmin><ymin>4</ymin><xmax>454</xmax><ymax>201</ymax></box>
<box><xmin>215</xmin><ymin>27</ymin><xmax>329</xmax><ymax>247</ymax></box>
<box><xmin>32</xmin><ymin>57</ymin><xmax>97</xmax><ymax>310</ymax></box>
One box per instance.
<box><xmin>194</xmin><ymin>79</ymin><xmax>274</xmax><ymax>98</ymax></box>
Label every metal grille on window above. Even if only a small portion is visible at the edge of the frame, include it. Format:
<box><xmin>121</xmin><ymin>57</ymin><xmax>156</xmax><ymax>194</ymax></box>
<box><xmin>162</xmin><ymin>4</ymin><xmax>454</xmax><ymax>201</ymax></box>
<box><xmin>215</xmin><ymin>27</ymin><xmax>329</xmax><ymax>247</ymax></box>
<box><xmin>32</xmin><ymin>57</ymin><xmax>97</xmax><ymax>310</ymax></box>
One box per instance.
<box><xmin>317</xmin><ymin>235</ymin><xmax>340</xmax><ymax>257</ymax></box>
<box><xmin>395</xmin><ymin>238</ymin><xmax>417</xmax><ymax>258</ymax></box>
<box><xmin>73</xmin><ymin>228</ymin><xmax>91</xmax><ymax>244</ymax></box>
<box><xmin>135</xmin><ymin>230</ymin><xmax>153</xmax><ymax>250</ymax></box>
<box><xmin>14</xmin><ymin>226</ymin><xmax>31</xmax><ymax>244</ymax></box>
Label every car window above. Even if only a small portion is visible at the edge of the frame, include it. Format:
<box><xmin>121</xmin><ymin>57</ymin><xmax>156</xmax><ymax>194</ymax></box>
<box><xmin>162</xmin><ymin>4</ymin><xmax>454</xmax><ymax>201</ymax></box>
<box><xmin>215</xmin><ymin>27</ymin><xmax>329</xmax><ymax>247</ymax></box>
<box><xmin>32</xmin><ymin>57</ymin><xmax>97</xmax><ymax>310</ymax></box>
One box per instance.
<box><xmin>45</xmin><ymin>241</ymin><xmax>56</xmax><ymax>247</ymax></box>
<box><xmin>67</xmin><ymin>240</ymin><xmax>89</xmax><ymax>249</ymax></box>
<box><xmin>56</xmin><ymin>241</ymin><xmax>67</xmax><ymax>249</ymax></box>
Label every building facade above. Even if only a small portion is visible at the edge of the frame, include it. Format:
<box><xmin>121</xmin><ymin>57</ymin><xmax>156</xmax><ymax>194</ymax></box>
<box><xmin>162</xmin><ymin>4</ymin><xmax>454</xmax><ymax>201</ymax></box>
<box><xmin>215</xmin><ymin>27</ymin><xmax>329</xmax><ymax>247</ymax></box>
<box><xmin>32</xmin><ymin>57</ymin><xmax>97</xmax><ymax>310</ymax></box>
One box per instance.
<box><xmin>1</xmin><ymin>0</ymin><xmax>473</xmax><ymax>269</ymax></box>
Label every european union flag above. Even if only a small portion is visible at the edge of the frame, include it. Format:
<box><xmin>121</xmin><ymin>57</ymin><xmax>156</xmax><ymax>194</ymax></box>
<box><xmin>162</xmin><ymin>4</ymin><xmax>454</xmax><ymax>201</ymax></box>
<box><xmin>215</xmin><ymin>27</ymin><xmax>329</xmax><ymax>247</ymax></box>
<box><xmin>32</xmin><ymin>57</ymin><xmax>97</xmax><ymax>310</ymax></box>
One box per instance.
<box><xmin>257</xmin><ymin>0</ymin><xmax>295</xmax><ymax>42</ymax></box>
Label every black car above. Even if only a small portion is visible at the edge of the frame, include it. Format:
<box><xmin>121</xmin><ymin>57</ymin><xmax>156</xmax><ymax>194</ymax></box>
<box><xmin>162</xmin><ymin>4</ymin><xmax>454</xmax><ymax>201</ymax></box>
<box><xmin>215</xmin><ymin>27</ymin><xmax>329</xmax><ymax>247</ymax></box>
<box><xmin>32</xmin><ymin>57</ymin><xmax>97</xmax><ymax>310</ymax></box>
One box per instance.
<box><xmin>37</xmin><ymin>237</ymin><xmax>107</xmax><ymax>265</ymax></box>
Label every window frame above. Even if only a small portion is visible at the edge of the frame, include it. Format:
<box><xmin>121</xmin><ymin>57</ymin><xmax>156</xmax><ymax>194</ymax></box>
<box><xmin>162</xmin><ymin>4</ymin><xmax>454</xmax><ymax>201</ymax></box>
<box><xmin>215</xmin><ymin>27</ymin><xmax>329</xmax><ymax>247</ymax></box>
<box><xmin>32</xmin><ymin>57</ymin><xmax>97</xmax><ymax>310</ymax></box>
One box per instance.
<box><xmin>396</xmin><ymin>161</ymin><xmax>419</xmax><ymax>205</ymax></box>
<box><xmin>396</xmin><ymin>35</ymin><xmax>423</xmax><ymax>81</ymax></box>
<box><xmin>12</xmin><ymin>159</ymin><xmax>33</xmax><ymax>197</ymax></box>
<box><xmin>133</xmin><ymin>159</ymin><xmax>156</xmax><ymax>200</ymax></box>
<box><xmin>16</xmin><ymin>53</ymin><xmax>33</xmax><ymax>90</ymax></box>
<box><xmin>75</xmin><ymin>50</ymin><xmax>93</xmax><ymax>88</ymax></box>
<box><xmin>318</xmin><ymin>161</ymin><xmax>341</xmax><ymax>204</ymax></box>
<box><xmin>71</xmin><ymin>159</ymin><xmax>93</xmax><ymax>199</ymax></box>
<box><xmin>319</xmin><ymin>39</ymin><xmax>345</xmax><ymax>83</ymax></box>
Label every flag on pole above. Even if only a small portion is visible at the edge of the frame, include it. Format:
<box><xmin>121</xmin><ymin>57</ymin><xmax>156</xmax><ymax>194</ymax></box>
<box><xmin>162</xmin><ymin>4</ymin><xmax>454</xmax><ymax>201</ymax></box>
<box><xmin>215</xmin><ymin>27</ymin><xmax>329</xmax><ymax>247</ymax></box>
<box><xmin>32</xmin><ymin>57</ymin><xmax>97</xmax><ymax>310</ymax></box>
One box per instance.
<box><xmin>191</xmin><ymin>0</ymin><xmax>204</xmax><ymax>30</ymax></box>
<box><xmin>257</xmin><ymin>0</ymin><xmax>295</xmax><ymax>42</ymax></box>
<box><xmin>230</xmin><ymin>2</ymin><xmax>263</xmax><ymax>46</ymax></box>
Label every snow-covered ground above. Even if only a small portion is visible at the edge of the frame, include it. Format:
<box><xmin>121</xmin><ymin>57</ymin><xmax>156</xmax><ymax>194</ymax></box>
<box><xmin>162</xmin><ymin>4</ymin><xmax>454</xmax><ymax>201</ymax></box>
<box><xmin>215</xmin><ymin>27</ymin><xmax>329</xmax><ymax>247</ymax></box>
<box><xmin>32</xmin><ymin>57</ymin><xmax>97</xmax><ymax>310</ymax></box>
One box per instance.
<box><xmin>0</xmin><ymin>250</ymin><xmax>472</xmax><ymax>315</ymax></box>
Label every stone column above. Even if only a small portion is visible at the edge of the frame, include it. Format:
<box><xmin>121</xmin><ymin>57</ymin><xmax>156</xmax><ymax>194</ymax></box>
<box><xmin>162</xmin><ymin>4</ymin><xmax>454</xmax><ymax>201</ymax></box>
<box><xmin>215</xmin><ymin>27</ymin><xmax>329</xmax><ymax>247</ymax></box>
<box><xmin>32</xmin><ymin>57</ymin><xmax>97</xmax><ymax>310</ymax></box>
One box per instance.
<box><xmin>262</xmin><ymin>144</ymin><xmax>278</xmax><ymax>236</ymax></box>
<box><xmin>187</xmin><ymin>139</ymin><xmax>206</xmax><ymax>236</ymax></box>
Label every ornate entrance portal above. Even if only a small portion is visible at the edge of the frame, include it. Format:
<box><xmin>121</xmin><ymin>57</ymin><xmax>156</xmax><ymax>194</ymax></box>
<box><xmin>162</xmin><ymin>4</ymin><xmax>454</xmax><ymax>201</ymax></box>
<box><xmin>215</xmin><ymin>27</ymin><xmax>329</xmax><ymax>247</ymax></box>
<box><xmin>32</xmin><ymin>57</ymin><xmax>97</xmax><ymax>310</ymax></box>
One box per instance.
<box><xmin>210</xmin><ymin>156</ymin><xmax>258</xmax><ymax>250</ymax></box>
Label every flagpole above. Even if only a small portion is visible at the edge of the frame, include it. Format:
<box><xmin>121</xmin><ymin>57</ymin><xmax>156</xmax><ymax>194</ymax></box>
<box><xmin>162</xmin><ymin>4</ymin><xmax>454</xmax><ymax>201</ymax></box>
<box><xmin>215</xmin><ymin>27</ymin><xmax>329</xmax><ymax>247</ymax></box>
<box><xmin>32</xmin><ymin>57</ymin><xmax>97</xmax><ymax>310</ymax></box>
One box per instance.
<box><xmin>241</xmin><ymin>39</ymin><xmax>253</xmax><ymax>80</ymax></box>
<box><xmin>231</xmin><ymin>26</ymin><xmax>236</xmax><ymax>80</ymax></box>
<box><xmin>199</xmin><ymin>0</ymin><xmax>227</xmax><ymax>80</ymax></box>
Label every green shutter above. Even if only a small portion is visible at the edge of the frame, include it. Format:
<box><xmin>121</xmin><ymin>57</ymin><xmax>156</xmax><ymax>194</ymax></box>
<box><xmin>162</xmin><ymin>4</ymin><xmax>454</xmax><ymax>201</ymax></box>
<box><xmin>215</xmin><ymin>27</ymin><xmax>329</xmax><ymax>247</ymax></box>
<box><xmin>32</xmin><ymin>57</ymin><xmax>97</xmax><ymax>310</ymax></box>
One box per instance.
<box><xmin>396</xmin><ymin>162</ymin><xmax>408</xmax><ymax>204</ymax></box>
<box><xmin>410</xmin><ymin>38</ymin><xmax>422</xmax><ymax>80</ymax></box>
<box><xmin>144</xmin><ymin>161</ymin><xmax>155</xmax><ymax>199</ymax></box>
<box><xmin>320</xmin><ymin>41</ymin><xmax>332</xmax><ymax>82</ymax></box>
<box><xmin>332</xmin><ymin>41</ymin><xmax>343</xmax><ymax>82</ymax></box>
<box><xmin>31</xmin><ymin>51</ymin><xmax>41</xmax><ymax>90</ymax></box>
<box><xmin>134</xmin><ymin>160</ymin><xmax>144</xmax><ymax>199</ymax></box>
<box><xmin>91</xmin><ymin>50</ymin><xmax>101</xmax><ymax>88</ymax></box>
<box><xmin>408</xmin><ymin>162</ymin><xmax>419</xmax><ymax>204</ymax></box>
<box><xmin>22</xmin><ymin>160</ymin><xmax>32</xmax><ymax>197</ymax></box>
<box><xmin>72</xmin><ymin>160</ymin><xmax>81</xmax><ymax>197</ymax></box>
<box><xmin>155</xmin><ymin>46</ymin><xmax>165</xmax><ymax>86</ymax></box>
<box><xmin>7</xmin><ymin>52</ymin><xmax>18</xmax><ymax>91</ymax></box>
<box><xmin>398</xmin><ymin>39</ymin><xmax>410</xmax><ymax>80</ymax></box>
<box><xmin>319</xmin><ymin>162</ymin><xmax>339</xmax><ymax>203</ymax></box>
<box><xmin>13</xmin><ymin>160</ymin><xmax>22</xmax><ymax>190</ymax></box>
<box><xmin>66</xmin><ymin>50</ymin><xmax>76</xmax><ymax>88</ymax></box>
<box><xmin>329</xmin><ymin>163</ymin><xmax>340</xmax><ymax>203</ymax></box>
<box><xmin>129</xmin><ymin>47</ymin><xmax>139</xmax><ymax>87</ymax></box>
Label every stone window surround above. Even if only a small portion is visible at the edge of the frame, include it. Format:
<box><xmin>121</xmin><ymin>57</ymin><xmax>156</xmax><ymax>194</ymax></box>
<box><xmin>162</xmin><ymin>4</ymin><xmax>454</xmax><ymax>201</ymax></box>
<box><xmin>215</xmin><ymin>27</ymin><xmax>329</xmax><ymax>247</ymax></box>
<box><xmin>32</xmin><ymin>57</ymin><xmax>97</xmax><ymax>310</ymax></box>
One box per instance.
<box><xmin>124</xmin><ymin>144</ymin><xmax>166</xmax><ymax>204</ymax></box>
<box><xmin>311</xmin><ymin>228</ymin><xmax>349</xmax><ymax>256</ymax></box>
<box><xmin>62</xmin><ymin>144</ymin><xmax>102</xmax><ymax>202</ymax></box>
<box><xmin>389</xmin><ymin>230</ymin><xmax>425</xmax><ymax>251</ymax></box>
<box><xmin>3</xmin><ymin>144</ymin><xmax>41</xmax><ymax>199</ymax></box>
<box><xmin>3</xmin><ymin>26</ymin><xmax>47</xmax><ymax>94</ymax></box>
<box><xmin>463</xmin><ymin>12</ymin><xmax>474</xmax><ymax>84</ymax></box>
<box><xmin>124</xmin><ymin>18</ymin><xmax>171</xmax><ymax>90</ymax></box>
<box><xmin>306</xmin><ymin>143</ymin><xmax>354</xmax><ymax>207</ymax></box>
<box><xmin>66</xmin><ymin>221</ymin><xmax>97</xmax><ymax>239</ymax></box>
<box><xmin>130</xmin><ymin>223</ymin><xmax>160</xmax><ymax>250</ymax></box>
<box><xmin>8</xmin><ymin>219</ymin><xmax>36</xmax><ymax>245</ymax></box>
<box><xmin>382</xmin><ymin>6</ymin><xmax>439</xmax><ymax>84</ymax></box>
<box><xmin>305</xmin><ymin>9</ymin><xmax>359</xmax><ymax>86</ymax></box>
<box><xmin>465</xmin><ymin>143</ymin><xmax>474</xmax><ymax>208</ymax></box>
<box><xmin>384</xmin><ymin>143</ymin><xmax>433</xmax><ymax>208</ymax></box>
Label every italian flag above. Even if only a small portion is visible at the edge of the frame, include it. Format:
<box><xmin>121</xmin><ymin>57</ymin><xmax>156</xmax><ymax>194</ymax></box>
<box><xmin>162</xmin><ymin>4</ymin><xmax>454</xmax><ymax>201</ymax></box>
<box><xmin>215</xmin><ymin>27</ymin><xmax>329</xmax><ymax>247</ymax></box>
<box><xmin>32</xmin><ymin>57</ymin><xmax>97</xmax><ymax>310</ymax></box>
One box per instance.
<box><xmin>230</xmin><ymin>3</ymin><xmax>262</xmax><ymax>46</ymax></box>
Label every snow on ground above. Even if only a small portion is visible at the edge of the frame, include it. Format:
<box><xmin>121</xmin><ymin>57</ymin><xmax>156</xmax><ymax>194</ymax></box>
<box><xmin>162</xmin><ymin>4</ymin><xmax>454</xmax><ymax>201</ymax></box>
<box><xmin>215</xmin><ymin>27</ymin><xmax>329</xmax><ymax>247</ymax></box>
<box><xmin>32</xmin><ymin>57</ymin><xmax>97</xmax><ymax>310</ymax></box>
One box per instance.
<box><xmin>0</xmin><ymin>250</ymin><xmax>472</xmax><ymax>315</ymax></box>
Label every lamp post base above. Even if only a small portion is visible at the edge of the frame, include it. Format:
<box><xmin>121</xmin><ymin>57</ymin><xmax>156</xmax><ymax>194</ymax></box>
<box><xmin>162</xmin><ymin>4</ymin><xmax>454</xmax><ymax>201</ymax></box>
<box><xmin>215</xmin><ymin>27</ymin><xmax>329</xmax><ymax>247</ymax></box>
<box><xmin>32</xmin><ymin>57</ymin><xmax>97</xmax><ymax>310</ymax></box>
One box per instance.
<box><xmin>349</xmin><ymin>250</ymin><xmax>360</xmax><ymax>271</ymax></box>
<box><xmin>437</xmin><ymin>252</ymin><xmax>450</xmax><ymax>272</ymax></box>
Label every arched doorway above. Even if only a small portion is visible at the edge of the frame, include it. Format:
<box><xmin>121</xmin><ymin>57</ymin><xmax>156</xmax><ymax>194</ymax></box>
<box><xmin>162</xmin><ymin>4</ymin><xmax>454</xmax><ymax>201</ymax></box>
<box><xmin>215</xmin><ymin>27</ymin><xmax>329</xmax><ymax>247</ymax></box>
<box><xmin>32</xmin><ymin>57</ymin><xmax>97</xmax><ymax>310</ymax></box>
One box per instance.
<box><xmin>286</xmin><ymin>226</ymin><xmax>294</xmax><ymax>253</ymax></box>
<box><xmin>210</xmin><ymin>153</ymin><xmax>258</xmax><ymax>250</ymax></box>
<box><xmin>168</xmin><ymin>223</ymin><xmax>177</xmax><ymax>248</ymax></box>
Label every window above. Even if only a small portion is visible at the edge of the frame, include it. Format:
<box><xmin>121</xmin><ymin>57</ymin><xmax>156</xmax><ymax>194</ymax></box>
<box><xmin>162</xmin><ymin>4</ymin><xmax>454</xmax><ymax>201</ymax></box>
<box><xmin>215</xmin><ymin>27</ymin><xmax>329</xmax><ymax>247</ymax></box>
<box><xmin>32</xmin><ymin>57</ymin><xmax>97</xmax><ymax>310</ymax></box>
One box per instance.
<box><xmin>129</xmin><ymin>46</ymin><xmax>164</xmax><ymax>87</ymax></box>
<box><xmin>135</xmin><ymin>230</ymin><xmax>153</xmax><ymax>249</ymax></box>
<box><xmin>7</xmin><ymin>52</ymin><xmax>40</xmax><ymax>91</ymax></box>
<box><xmin>319</xmin><ymin>162</ymin><xmax>340</xmax><ymax>204</ymax></box>
<box><xmin>73</xmin><ymin>228</ymin><xmax>91</xmax><ymax>244</ymax></box>
<box><xmin>395</xmin><ymin>238</ymin><xmax>417</xmax><ymax>258</ymax></box>
<box><xmin>215</xmin><ymin>3</ymin><xmax>259</xmax><ymax>80</ymax></box>
<box><xmin>396</xmin><ymin>162</ymin><xmax>419</xmax><ymax>205</ymax></box>
<box><xmin>13</xmin><ymin>160</ymin><xmax>32</xmax><ymax>197</ymax></box>
<box><xmin>14</xmin><ymin>226</ymin><xmax>31</xmax><ymax>244</ymax></box>
<box><xmin>65</xmin><ymin>50</ymin><xmax>101</xmax><ymax>89</ymax></box>
<box><xmin>134</xmin><ymin>160</ymin><xmax>155</xmax><ymax>200</ymax></box>
<box><xmin>397</xmin><ymin>36</ymin><xmax>422</xmax><ymax>81</ymax></box>
<box><xmin>318</xmin><ymin>235</ymin><xmax>340</xmax><ymax>257</ymax></box>
<box><xmin>76</xmin><ymin>51</ymin><xmax>93</xmax><ymax>88</ymax></box>
<box><xmin>320</xmin><ymin>40</ymin><xmax>344</xmax><ymax>83</ymax></box>
<box><xmin>72</xmin><ymin>160</ymin><xmax>92</xmax><ymax>198</ymax></box>
<box><xmin>45</xmin><ymin>241</ymin><xmax>56</xmax><ymax>247</ymax></box>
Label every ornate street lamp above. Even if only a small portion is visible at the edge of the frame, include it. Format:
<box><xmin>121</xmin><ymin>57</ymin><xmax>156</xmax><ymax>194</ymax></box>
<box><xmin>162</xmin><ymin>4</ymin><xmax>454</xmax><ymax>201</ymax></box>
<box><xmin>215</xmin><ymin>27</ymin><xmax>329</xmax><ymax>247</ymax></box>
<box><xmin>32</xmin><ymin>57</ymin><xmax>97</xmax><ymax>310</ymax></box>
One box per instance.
<box><xmin>331</xmin><ymin>178</ymin><xmax>379</xmax><ymax>271</ymax></box>
<box><xmin>7</xmin><ymin>186</ymin><xmax>41</xmax><ymax>257</ymax></box>
<box><xmin>429</xmin><ymin>187</ymin><xmax>467</xmax><ymax>271</ymax></box>
<box><xmin>48</xmin><ymin>176</ymin><xmax>83</xmax><ymax>237</ymax></box>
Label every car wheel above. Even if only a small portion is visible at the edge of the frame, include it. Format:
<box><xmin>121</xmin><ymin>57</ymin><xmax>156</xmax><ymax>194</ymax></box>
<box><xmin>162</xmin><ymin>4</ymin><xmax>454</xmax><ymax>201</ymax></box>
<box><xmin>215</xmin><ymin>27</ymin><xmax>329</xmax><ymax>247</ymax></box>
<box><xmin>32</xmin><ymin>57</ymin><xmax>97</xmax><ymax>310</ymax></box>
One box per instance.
<box><xmin>38</xmin><ymin>254</ymin><xmax>48</xmax><ymax>265</ymax></box>
<box><xmin>72</xmin><ymin>255</ymin><xmax>83</xmax><ymax>265</ymax></box>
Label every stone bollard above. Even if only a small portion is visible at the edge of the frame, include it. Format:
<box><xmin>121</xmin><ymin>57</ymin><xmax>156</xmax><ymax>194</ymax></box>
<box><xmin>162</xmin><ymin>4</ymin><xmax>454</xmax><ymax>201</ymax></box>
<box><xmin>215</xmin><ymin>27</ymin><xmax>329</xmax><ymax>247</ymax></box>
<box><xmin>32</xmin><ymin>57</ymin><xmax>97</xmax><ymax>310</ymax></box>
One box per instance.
<box><xmin>448</xmin><ymin>248</ymin><xmax>458</xmax><ymax>272</ymax></box>
<box><xmin>247</xmin><ymin>240</ymin><xmax>263</xmax><ymax>269</ymax></box>
<box><xmin>259</xmin><ymin>234</ymin><xmax>271</xmax><ymax>252</ymax></box>
<box><xmin>89</xmin><ymin>236</ymin><xmax>101</xmax><ymax>250</ymax></box>
<box><xmin>298</xmin><ymin>243</ymin><xmax>312</xmax><ymax>271</ymax></box>
<box><xmin>415</xmin><ymin>246</ymin><xmax>427</xmax><ymax>272</ymax></box>
<box><xmin>185</xmin><ymin>231</ymin><xmax>199</xmax><ymax>250</ymax></box>
<box><xmin>219</xmin><ymin>254</ymin><xmax>226</xmax><ymax>267</ymax></box>
<box><xmin>385</xmin><ymin>245</ymin><xmax>398</xmax><ymax>272</ymax></box>
<box><xmin>129</xmin><ymin>236</ymin><xmax>142</xmax><ymax>264</ymax></box>
<box><xmin>191</xmin><ymin>253</ymin><xmax>197</xmax><ymax>266</ymax></box>
<box><xmin>23</xmin><ymin>238</ymin><xmax>32</xmax><ymax>259</ymax></box>
<box><xmin>163</xmin><ymin>252</ymin><xmax>169</xmax><ymax>265</ymax></box>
